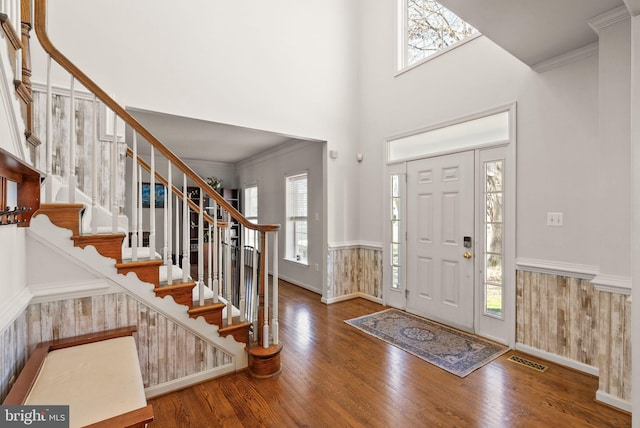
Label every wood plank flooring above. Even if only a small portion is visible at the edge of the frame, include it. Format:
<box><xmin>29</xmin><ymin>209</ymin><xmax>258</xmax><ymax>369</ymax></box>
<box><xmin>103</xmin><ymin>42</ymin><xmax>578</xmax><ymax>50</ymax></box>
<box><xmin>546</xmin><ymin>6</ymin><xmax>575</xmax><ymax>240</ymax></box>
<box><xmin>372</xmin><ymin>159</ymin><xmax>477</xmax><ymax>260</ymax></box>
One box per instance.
<box><xmin>148</xmin><ymin>280</ymin><xmax>631</xmax><ymax>427</ymax></box>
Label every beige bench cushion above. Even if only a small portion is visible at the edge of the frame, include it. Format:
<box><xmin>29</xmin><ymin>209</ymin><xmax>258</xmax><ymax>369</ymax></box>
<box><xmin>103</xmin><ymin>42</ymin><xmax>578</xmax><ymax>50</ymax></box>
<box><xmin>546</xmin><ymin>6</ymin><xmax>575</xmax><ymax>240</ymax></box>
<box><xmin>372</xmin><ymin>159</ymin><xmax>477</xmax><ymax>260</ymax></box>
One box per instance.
<box><xmin>24</xmin><ymin>336</ymin><xmax>147</xmax><ymax>428</ymax></box>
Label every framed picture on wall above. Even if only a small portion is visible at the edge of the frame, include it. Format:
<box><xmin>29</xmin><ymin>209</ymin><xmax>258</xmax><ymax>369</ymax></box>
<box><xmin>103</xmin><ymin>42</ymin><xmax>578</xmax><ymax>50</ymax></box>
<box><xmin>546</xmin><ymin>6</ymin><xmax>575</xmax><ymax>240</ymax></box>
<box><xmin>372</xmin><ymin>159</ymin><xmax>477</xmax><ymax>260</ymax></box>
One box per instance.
<box><xmin>141</xmin><ymin>183</ymin><xmax>165</xmax><ymax>208</ymax></box>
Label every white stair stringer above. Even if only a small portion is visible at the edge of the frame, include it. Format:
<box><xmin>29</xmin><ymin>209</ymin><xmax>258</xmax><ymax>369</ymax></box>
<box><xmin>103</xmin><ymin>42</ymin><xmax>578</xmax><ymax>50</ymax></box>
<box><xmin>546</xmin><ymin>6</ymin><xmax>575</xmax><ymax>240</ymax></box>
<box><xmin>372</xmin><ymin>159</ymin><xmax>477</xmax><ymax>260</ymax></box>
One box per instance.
<box><xmin>27</xmin><ymin>214</ymin><xmax>248</xmax><ymax>393</ymax></box>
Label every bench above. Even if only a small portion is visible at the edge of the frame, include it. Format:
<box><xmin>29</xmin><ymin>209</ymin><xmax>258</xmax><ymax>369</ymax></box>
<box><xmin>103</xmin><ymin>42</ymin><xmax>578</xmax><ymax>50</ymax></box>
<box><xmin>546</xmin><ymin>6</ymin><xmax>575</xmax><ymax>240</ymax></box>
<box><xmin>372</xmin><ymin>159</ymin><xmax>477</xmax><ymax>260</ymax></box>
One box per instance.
<box><xmin>3</xmin><ymin>327</ymin><xmax>154</xmax><ymax>428</ymax></box>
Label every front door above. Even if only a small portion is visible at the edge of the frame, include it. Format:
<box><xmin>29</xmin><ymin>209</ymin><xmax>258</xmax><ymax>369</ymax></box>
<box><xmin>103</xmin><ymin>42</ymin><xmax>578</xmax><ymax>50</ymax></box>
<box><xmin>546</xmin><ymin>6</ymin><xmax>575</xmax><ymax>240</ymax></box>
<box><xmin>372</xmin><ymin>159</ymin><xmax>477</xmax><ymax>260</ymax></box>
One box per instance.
<box><xmin>406</xmin><ymin>151</ymin><xmax>475</xmax><ymax>331</ymax></box>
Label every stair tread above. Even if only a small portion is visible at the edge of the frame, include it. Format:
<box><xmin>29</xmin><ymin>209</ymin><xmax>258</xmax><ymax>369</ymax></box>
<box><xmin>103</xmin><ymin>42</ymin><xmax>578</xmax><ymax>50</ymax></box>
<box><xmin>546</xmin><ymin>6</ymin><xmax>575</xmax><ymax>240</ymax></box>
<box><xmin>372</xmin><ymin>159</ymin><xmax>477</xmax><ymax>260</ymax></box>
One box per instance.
<box><xmin>115</xmin><ymin>259</ymin><xmax>164</xmax><ymax>268</ymax></box>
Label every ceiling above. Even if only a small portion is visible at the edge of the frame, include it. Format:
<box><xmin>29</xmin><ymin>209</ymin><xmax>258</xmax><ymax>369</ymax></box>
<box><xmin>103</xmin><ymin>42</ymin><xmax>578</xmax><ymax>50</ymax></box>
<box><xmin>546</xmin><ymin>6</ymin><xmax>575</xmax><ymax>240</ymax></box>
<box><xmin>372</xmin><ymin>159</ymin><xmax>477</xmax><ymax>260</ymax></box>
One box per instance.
<box><xmin>439</xmin><ymin>0</ymin><xmax>625</xmax><ymax>67</ymax></box>
<box><xmin>130</xmin><ymin>1</ymin><xmax>629</xmax><ymax>163</ymax></box>
<box><xmin>127</xmin><ymin>108</ymin><xmax>305</xmax><ymax>164</ymax></box>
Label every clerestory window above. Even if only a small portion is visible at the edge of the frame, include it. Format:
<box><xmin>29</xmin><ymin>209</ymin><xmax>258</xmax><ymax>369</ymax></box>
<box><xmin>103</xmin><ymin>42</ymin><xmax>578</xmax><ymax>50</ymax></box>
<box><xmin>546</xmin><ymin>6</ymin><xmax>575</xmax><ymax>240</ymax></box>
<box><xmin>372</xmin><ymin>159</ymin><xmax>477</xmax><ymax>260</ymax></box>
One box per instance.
<box><xmin>398</xmin><ymin>0</ymin><xmax>478</xmax><ymax>71</ymax></box>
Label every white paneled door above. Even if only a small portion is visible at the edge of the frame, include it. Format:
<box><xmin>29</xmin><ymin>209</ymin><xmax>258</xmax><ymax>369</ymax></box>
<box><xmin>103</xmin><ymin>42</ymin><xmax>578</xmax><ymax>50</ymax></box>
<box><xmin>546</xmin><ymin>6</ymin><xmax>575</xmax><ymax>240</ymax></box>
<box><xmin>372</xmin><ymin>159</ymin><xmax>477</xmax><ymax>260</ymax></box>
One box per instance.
<box><xmin>407</xmin><ymin>151</ymin><xmax>475</xmax><ymax>331</ymax></box>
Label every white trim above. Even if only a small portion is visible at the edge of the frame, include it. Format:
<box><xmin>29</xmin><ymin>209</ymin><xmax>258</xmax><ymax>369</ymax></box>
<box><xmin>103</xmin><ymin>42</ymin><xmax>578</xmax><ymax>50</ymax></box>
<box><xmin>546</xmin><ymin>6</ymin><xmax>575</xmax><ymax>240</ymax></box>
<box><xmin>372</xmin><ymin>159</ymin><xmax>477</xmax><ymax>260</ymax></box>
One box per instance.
<box><xmin>144</xmin><ymin>363</ymin><xmax>236</xmax><ymax>399</ymax></box>
<box><xmin>237</xmin><ymin>138</ymin><xmax>323</xmax><ymax>169</ymax></box>
<box><xmin>0</xmin><ymin>287</ymin><xmax>32</xmax><ymax>334</ymax></box>
<box><xmin>515</xmin><ymin>343</ymin><xmax>599</xmax><ymax>377</ymax></box>
<box><xmin>591</xmin><ymin>274</ymin><xmax>632</xmax><ymax>295</ymax></box>
<box><xmin>322</xmin><ymin>292</ymin><xmax>384</xmax><ymax>305</ymax></box>
<box><xmin>396</xmin><ymin>33</ymin><xmax>482</xmax><ymax>77</ymax></box>
<box><xmin>516</xmin><ymin>257</ymin><xmax>599</xmax><ymax>280</ymax></box>
<box><xmin>277</xmin><ymin>273</ymin><xmax>321</xmax><ymax>295</ymax></box>
<box><xmin>29</xmin><ymin>278</ymin><xmax>120</xmax><ymax>303</ymax></box>
<box><xmin>589</xmin><ymin>5</ymin><xmax>631</xmax><ymax>34</ymax></box>
<box><xmin>532</xmin><ymin>42</ymin><xmax>599</xmax><ymax>73</ymax></box>
<box><xmin>328</xmin><ymin>241</ymin><xmax>383</xmax><ymax>250</ymax></box>
<box><xmin>624</xmin><ymin>0</ymin><xmax>640</xmax><ymax>17</ymax></box>
<box><xmin>595</xmin><ymin>389</ymin><xmax>633</xmax><ymax>413</ymax></box>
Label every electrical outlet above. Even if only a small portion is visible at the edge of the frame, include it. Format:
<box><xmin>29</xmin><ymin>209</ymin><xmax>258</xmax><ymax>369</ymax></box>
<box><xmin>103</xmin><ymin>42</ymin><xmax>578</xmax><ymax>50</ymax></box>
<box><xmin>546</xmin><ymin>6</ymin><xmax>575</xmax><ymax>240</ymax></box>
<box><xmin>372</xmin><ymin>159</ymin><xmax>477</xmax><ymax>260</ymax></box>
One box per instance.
<box><xmin>547</xmin><ymin>212</ymin><xmax>563</xmax><ymax>227</ymax></box>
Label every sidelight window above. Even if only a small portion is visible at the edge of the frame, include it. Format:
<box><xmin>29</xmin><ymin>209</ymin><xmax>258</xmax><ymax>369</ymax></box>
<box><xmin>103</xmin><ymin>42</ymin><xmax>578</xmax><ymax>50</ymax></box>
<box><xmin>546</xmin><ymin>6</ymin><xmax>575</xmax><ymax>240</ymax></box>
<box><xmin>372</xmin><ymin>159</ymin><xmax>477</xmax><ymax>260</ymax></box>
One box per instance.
<box><xmin>484</xmin><ymin>160</ymin><xmax>504</xmax><ymax>317</ymax></box>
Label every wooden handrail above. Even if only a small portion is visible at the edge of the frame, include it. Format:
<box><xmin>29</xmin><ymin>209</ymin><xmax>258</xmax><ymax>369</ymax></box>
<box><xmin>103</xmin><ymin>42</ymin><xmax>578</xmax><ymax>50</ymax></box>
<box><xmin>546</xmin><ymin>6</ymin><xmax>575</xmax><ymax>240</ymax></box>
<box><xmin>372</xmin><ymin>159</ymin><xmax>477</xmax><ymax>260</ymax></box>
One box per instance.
<box><xmin>34</xmin><ymin>0</ymin><xmax>278</xmax><ymax>233</ymax></box>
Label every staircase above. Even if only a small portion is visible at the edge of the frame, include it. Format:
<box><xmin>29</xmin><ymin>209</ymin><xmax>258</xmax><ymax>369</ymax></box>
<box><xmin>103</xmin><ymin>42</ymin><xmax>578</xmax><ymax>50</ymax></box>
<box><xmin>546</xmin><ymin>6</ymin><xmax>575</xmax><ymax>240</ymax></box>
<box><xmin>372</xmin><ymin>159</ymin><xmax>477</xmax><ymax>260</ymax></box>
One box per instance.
<box><xmin>1</xmin><ymin>0</ymin><xmax>283</xmax><ymax>382</ymax></box>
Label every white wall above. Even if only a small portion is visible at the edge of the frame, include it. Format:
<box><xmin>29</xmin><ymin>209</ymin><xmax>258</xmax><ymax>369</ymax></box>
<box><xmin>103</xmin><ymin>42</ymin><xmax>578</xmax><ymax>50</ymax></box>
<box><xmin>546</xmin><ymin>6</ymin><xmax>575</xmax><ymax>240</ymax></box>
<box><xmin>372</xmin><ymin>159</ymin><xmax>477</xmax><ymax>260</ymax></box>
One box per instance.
<box><xmin>237</xmin><ymin>141</ymin><xmax>325</xmax><ymax>293</ymax></box>
<box><xmin>357</xmin><ymin>1</ymin><xmax>605</xmax><ymax>269</ymax></box>
<box><xmin>30</xmin><ymin>0</ymin><xmax>361</xmax><ymax>249</ymax></box>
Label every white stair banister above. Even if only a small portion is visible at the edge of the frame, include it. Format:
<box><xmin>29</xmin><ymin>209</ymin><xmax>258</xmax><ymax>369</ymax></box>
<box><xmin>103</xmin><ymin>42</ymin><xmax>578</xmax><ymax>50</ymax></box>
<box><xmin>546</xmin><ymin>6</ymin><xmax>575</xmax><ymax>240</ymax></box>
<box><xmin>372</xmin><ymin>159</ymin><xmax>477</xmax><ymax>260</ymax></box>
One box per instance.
<box><xmin>67</xmin><ymin>75</ymin><xmax>76</xmax><ymax>203</ymax></box>
<box><xmin>90</xmin><ymin>95</ymin><xmax>98</xmax><ymax>234</ymax></box>
<box><xmin>182</xmin><ymin>174</ymin><xmax>189</xmax><ymax>282</ymax></box>
<box><xmin>239</xmin><ymin>227</ymin><xmax>246</xmax><ymax>322</ymax></box>
<box><xmin>263</xmin><ymin>231</ymin><xmax>269</xmax><ymax>348</ymax></box>
<box><xmin>149</xmin><ymin>147</ymin><xmax>156</xmax><ymax>258</ymax></box>
<box><xmin>211</xmin><ymin>200</ymin><xmax>218</xmax><ymax>304</ymax></box>
<box><xmin>137</xmin><ymin>166</ymin><xmax>143</xmax><ymax>247</ymax></box>
<box><xmin>130</xmin><ymin>131</ymin><xmax>138</xmax><ymax>261</ymax></box>
<box><xmin>44</xmin><ymin>54</ymin><xmax>52</xmax><ymax>202</ymax></box>
<box><xmin>111</xmin><ymin>106</ymin><xmax>118</xmax><ymax>233</ymax></box>
<box><xmin>226</xmin><ymin>222</ymin><xmax>232</xmax><ymax>326</ymax></box>
<box><xmin>198</xmin><ymin>188</ymin><xmax>204</xmax><ymax>306</ymax></box>
<box><xmin>166</xmin><ymin>161</ymin><xmax>173</xmax><ymax>285</ymax></box>
<box><xmin>272</xmin><ymin>231</ymin><xmax>279</xmax><ymax>345</ymax></box>
<box><xmin>251</xmin><ymin>232</ymin><xmax>259</xmax><ymax>340</ymax></box>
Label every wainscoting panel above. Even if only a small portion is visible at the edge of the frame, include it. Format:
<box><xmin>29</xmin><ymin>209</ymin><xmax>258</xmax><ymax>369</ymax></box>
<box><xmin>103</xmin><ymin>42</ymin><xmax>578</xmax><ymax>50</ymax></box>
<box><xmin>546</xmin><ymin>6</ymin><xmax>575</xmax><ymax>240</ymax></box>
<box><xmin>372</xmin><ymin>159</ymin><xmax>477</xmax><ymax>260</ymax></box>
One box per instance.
<box><xmin>25</xmin><ymin>292</ymin><xmax>232</xmax><ymax>389</ymax></box>
<box><xmin>32</xmin><ymin>90</ymin><xmax>126</xmax><ymax>212</ymax></box>
<box><xmin>516</xmin><ymin>270</ymin><xmax>631</xmax><ymax>403</ymax></box>
<box><xmin>327</xmin><ymin>245</ymin><xmax>382</xmax><ymax>301</ymax></box>
<box><xmin>0</xmin><ymin>311</ymin><xmax>27</xmax><ymax>403</ymax></box>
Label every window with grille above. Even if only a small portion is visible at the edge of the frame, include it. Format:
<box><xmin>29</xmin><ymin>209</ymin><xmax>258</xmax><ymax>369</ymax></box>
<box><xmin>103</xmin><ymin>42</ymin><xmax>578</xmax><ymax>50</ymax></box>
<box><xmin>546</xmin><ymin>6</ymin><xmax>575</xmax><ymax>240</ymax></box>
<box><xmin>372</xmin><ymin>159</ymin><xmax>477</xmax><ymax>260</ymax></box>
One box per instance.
<box><xmin>285</xmin><ymin>172</ymin><xmax>308</xmax><ymax>264</ymax></box>
<box><xmin>244</xmin><ymin>184</ymin><xmax>258</xmax><ymax>247</ymax></box>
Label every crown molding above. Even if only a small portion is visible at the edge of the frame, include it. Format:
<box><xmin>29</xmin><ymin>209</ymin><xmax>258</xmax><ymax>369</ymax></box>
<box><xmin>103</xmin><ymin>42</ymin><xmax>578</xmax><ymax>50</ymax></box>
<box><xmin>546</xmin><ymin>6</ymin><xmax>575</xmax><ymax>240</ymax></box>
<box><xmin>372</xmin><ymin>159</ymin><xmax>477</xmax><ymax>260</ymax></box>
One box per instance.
<box><xmin>532</xmin><ymin>43</ymin><xmax>598</xmax><ymax>73</ymax></box>
<box><xmin>588</xmin><ymin>5</ymin><xmax>631</xmax><ymax>35</ymax></box>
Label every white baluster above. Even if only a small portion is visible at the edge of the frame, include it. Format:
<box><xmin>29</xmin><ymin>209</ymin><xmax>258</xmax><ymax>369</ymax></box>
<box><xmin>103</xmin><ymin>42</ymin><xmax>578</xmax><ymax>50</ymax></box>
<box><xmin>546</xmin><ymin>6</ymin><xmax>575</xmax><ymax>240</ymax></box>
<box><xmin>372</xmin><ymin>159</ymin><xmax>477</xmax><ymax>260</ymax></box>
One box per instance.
<box><xmin>263</xmin><ymin>232</ymin><xmax>270</xmax><ymax>348</ymax></box>
<box><xmin>239</xmin><ymin>227</ymin><xmax>246</xmax><ymax>322</ymax></box>
<box><xmin>45</xmin><ymin>55</ymin><xmax>53</xmax><ymax>202</ymax></box>
<box><xmin>163</xmin><ymin>183</ymin><xmax>168</xmax><ymax>265</ymax></box>
<box><xmin>167</xmin><ymin>161</ymin><xmax>173</xmax><ymax>285</ymax></box>
<box><xmin>226</xmin><ymin>222</ymin><xmax>232</xmax><ymax>326</ymax></box>
<box><xmin>182</xmin><ymin>174</ymin><xmax>189</xmax><ymax>282</ymax></box>
<box><xmin>130</xmin><ymin>131</ymin><xmax>138</xmax><ymax>261</ymax></box>
<box><xmin>111</xmin><ymin>107</ymin><xmax>118</xmax><ymax>233</ymax></box>
<box><xmin>212</xmin><ymin>200</ymin><xmax>218</xmax><ymax>304</ymax></box>
<box><xmin>68</xmin><ymin>76</ymin><xmax>76</xmax><ymax>203</ymax></box>
<box><xmin>198</xmin><ymin>190</ymin><xmax>204</xmax><ymax>306</ymax></box>
<box><xmin>217</xmin><ymin>224</ymin><xmax>223</xmax><ymax>298</ymax></box>
<box><xmin>149</xmin><ymin>147</ymin><xmax>156</xmax><ymax>258</ymax></box>
<box><xmin>252</xmin><ymin>231</ymin><xmax>259</xmax><ymax>340</ymax></box>
<box><xmin>175</xmin><ymin>194</ymin><xmax>180</xmax><ymax>282</ymax></box>
<box><xmin>91</xmin><ymin>96</ymin><xmax>98</xmax><ymax>234</ymax></box>
<box><xmin>272</xmin><ymin>231</ymin><xmax>279</xmax><ymax>345</ymax></box>
<box><xmin>138</xmin><ymin>166</ymin><xmax>143</xmax><ymax>247</ymax></box>
<box><xmin>207</xmin><ymin>220</ymin><xmax>212</xmax><ymax>291</ymax></box>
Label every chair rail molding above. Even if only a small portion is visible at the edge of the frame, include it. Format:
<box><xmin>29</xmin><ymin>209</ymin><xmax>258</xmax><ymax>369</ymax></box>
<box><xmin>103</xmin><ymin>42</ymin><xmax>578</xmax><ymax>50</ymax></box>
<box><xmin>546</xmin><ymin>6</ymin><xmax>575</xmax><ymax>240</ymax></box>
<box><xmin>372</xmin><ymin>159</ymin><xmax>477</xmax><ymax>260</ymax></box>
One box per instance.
<box><xmin>515</xmin><ymin>257</ymin><xmax>599</xmax><ymax>280</ymax></box>
<box><xmin>590</xmin><ymin>273</ymin><xmax>632</xmax><ymax>295</ymax></box>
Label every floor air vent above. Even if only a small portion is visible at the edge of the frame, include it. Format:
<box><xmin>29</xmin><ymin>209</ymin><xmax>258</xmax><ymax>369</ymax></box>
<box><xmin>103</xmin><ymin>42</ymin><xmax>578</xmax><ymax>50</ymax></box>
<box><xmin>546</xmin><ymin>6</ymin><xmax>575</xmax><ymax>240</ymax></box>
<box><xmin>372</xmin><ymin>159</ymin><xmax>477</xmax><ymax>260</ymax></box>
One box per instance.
<box><xmin>507</xmin><ymin>355</ymin><xmax>548</xmax><ymax>372</ymax></box>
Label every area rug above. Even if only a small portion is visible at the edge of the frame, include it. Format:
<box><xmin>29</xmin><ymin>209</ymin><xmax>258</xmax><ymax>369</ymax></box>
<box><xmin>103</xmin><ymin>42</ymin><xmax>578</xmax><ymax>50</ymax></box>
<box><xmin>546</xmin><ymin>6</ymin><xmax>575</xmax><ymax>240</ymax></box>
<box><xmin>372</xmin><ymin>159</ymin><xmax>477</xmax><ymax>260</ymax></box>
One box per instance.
<box><xmin>345</xmin><ymin>309</ymin><xmax>508</xmax><ymax>377</ymax></box>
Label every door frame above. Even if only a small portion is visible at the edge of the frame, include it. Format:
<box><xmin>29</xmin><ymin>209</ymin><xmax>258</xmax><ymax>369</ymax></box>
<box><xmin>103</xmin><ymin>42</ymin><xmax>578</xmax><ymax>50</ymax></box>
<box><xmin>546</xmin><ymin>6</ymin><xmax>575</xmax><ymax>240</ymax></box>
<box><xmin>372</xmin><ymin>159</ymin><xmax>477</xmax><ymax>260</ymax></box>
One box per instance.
<box><xmin>382</xmin><ymin>103</ymin><xmax>516</xmax><ymax>347</ymax></box>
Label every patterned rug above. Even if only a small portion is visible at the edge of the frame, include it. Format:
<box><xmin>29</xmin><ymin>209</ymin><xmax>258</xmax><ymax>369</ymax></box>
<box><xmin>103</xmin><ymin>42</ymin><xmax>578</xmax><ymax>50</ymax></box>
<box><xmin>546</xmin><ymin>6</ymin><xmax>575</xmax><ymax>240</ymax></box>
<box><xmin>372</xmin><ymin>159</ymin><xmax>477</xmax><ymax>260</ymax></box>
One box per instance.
<box><xmin>345</xmin><ymin>309</ymin><xmax>509</xmax><ymax>377</ymax></box>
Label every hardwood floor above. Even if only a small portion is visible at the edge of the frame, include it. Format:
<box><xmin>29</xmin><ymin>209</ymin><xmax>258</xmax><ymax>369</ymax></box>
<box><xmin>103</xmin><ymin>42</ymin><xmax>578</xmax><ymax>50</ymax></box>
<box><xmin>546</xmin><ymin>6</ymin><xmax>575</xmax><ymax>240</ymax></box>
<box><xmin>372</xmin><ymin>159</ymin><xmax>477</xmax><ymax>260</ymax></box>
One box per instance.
<box><xmin>148</xmin><ymin>280</ymin><xmax>631</xmax><ymax>427</ymax></box>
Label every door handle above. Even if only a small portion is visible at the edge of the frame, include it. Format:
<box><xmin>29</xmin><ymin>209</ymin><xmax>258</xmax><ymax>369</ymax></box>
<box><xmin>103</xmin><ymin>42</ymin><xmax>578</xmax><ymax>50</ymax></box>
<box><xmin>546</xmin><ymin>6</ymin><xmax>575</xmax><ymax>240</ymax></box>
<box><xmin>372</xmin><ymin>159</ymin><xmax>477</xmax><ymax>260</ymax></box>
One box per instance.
<box><xmin>463</xmin><ymin>252</ymin><xmax>473</xmax><ymax>259</ymax></box>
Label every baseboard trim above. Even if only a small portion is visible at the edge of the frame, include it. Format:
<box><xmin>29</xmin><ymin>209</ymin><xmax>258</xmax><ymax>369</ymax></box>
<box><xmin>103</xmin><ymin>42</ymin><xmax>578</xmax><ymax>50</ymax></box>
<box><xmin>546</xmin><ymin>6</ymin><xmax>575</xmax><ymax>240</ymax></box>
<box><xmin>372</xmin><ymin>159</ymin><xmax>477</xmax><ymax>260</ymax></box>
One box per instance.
<box><xmin>322</xmin><ymin>292</ymin><xmax>383</xmax><ymax>305</ymax></box>
<box><xmin>277</xmin><ymin>274</ymin><xmax>321</xmax><ymax>295</ymax></box>
<box><xmin>515</xmin><ymin>343</ymin><xmax>599</xmax><ymax>376</ymax></box>
<box><xmin>595</xmin><ymin>389</ymin><xmax>632</xmax><ymax>413</ymax></box>
<box><xmin>29</xmin><ymin>278</ymin><xmax>119</xmax><ymax>303</ymax></box>
<box><xmin>144</xmin><ymin>363</ymin><xmax>236</xmax><ymax>399</ymax></box>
